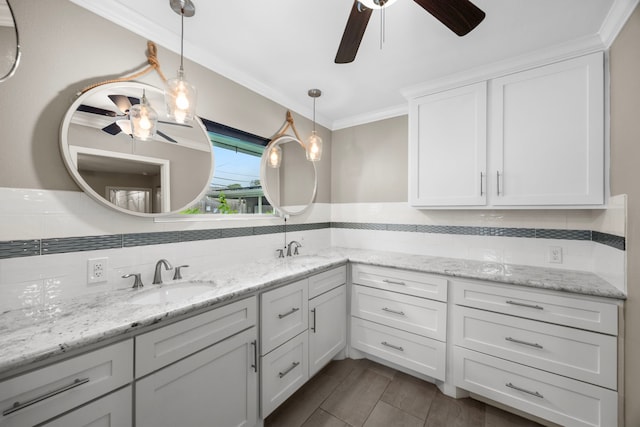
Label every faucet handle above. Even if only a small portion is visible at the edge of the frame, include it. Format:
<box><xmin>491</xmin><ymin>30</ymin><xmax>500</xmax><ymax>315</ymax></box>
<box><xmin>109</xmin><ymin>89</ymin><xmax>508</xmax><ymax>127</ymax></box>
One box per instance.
<box><xmin>294</xmin><ymin>243</ymin><xmax>302</xmax><ymax>255</ymax></box>
<box><xmin>276</xmin><ymin>249</ymin><xmax>285</xmax><ymax>258</ymax></box>
<box><xmin>122</xmin><ymin>273</ymin><xmax>143</xmax><ymax>289</ymax></box>
<box><xmin>173</xmin><ymin>265</ymin><xmax>189</xmax><ymax>280</ymax></box>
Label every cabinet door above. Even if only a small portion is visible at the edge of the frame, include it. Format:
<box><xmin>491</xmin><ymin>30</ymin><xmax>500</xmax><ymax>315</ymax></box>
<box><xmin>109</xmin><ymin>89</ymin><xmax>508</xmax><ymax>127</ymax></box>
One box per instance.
<box><xmin>136</xmin><ymin>328</ymin><xmax>258</xmax><ymax>427</ymax></box>
<box><xmin>309</xmin><ymin>284</ymin><xmax>347</xmax><ymax>377</ymax></box>
<box><xmin>490</xmin><ymin>52</ymin><xmax>604</xmax><ymax>206</ymax></box>
<box><xmin>42</xmin><ymin>386</ymin><xmax>132</xmax><ymax>427</ymax></box>
<box><xmin>409</xmin><ymin>81</ymin><xmax>487</xmax><ymax>206</ymax></box>
<box><xmin>261</xmin><ymin>279</ymin><xmax>308</xmax><ymax>355</ymax></box>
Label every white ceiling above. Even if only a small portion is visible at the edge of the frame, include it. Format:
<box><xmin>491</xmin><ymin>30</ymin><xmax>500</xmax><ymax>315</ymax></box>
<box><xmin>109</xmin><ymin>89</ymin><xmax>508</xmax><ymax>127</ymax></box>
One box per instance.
<box><xmin>71</xmin><ymin>0</ymin><xmax>635</xmax><ymax>130</ymax></box>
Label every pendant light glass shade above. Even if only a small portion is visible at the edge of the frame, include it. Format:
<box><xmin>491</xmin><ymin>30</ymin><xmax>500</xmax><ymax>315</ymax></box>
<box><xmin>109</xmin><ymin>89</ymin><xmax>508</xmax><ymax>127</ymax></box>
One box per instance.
<box><xmin>268</xmin><ymin>145</ymin><xmax>282</xmax><ymax>168</ymax></box>
<box><xmin>166</xmin><ymin>67</ymin><xmax>196</xmax><ymax>124</ymax></box>
<box><xmin>166</xmin><ymin>0</ymin><xmax>197</xmax><ymax>124</ymax></box>
<box><xmin>130</xmin><ymin>90</ymin><xmax>158</xmax><ymax>140</ymax></box>
<box><xmin>305</xmin><ymin>131</ymin><xmax>322</xmax><ymax>162</ymax></box>
<box><xmin>306</xmin><ymin>88</ymin><xmax>322</xmax><ymax>162</ymax></box>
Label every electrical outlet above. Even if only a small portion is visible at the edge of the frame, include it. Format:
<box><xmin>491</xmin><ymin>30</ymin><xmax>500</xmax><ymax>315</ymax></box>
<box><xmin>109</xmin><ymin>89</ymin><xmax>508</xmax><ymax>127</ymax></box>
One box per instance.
<box><xmin>548</xmin><ymin>246</ymin><xmax>563</xmax><ymax>264</ymax></box>
<box><xmin>88</xmin><ymin>257</ymin><xmax>108</xmax><ymax>284</ymax></box>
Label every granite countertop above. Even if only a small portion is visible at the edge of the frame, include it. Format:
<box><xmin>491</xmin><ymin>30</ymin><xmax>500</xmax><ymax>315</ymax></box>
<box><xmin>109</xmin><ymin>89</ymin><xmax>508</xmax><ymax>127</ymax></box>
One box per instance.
<box><xmin>0</xmin><ymin>247</ymin><xmax>626</xmax><ymax>379</ymax></box>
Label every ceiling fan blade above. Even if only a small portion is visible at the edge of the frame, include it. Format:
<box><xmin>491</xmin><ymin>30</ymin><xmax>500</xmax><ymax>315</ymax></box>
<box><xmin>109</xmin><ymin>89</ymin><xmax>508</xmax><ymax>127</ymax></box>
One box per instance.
<box><xmin>102</xmin><ymin>122</ymin><xmax>122</xmax><ymax>136</ymax></box>
<box><xmin>335</xmin><ymin>1</ymin><xmax>373</xmax><ymax>64</ymax></box>
<box><xmin>413</xmin><ymin>0</ymin><xmax>485</xmax><ymax>36</ymax></box>
<box><xmin>108</xmin><ymin>94</ymin><xmax>133</xmax><ymax>114</ymax></box>
<box><xmin>77</xmin><ymin>104</ymin><xmax>117</xmax><ymax>117</ymax></box>
<box><xmin>157</xmin><ymin>130</ymin><xmax>177</xmax><ymax>143</ymax></box>
<box><xmin>158</xmin><ymin>120</ymin><xmax>193</xmax><ymax>128</ymax></box>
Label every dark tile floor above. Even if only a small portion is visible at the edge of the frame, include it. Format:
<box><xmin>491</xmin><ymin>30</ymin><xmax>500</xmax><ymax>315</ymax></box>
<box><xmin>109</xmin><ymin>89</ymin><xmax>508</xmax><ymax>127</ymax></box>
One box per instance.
<box><xmin>265</xmin><ymin>358</ymin><xmax>544</xmax><ymax>427</ymax></box>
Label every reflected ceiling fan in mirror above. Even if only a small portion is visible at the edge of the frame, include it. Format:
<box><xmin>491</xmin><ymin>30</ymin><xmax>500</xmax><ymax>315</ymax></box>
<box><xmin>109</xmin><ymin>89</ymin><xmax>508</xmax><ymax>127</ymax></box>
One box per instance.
<box><xmin>77</xmin><ymin>94</ymin><xmax>189</xmax><ymax>143</ymax></box>
<box><xmin>335</xmin><ymin>0</ymin><xmax>486</xmax><ymax>64</ymax></box>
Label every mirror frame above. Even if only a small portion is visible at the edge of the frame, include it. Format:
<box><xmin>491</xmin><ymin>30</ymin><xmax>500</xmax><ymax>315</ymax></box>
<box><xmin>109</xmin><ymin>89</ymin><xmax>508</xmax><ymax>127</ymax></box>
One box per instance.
<box><xmin>260</xmin><ymin>135</ymin><xmax>317</xmax><ymax>217</ymax></box>
<box><xmin>59</xmin><ymin>81</ymin><xmax>214</xmax><ymax>217</ymax></box>
<box><xmin>0</xmin><ymin>0</ymin><xmax>21</xmax><ymax>83</ymax></box>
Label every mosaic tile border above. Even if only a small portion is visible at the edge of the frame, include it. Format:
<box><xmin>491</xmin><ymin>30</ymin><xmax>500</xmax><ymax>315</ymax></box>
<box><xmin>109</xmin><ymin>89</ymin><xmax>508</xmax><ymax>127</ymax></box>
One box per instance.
<box><xmin>0</xmin><ymin>222</ymin><xmax>624</xmax><ymax>259</ymax></box>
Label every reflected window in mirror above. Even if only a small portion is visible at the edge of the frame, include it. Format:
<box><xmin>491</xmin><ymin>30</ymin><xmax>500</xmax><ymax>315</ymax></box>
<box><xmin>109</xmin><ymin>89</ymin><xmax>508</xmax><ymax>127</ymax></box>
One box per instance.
<box><xmin>184</xmin><ymin>120</ymin><xmax>274</xmax><ymax>215</ymax></box>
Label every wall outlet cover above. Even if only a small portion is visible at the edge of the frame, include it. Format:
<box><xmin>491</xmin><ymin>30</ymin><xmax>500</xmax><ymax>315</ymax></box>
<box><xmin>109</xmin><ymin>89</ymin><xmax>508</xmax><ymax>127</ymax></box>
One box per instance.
<box><xmin>548</xmin><ymin>246</ymin><xmax>563</xmax><ymax>264</ymax></box>
<box><xmin>88</xmin><ymin>257</ymin><xmax>108</xmax><ymax>284</ymax></box>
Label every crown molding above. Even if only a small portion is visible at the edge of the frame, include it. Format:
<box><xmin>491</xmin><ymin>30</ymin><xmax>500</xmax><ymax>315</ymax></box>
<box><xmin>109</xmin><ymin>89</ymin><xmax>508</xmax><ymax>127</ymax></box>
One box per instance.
<box><xmin>331</xmin><ymin>104</ymin><xmax>408</xmax><ymax>131</ymax></box>
<box><xmin>599</xmin><ymin>0</ymin><xmax>640</xmax><ymax>48</ymax></box>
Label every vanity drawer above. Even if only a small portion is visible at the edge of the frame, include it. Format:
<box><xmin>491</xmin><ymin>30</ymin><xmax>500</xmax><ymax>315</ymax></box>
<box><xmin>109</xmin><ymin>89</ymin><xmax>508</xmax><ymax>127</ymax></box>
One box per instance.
<box><xmin>352</xmin><ymin>285</ymin><xmax>447</xmax><ymax>341</ymax></box>
<box><xmin>136</xmin><ymin>296</ymin><xmax>257</xmax><ymax>378</ymax></box>
<box><xmin>453</xmin><ymin>306</ymin><xmax>617</xmax><ymax>389</ymax></box>
<box><xmin>0</xmin><ymin>339</ymin><xmax>133</xmax><ymax>427</ymax></box>
<box><xmin>452</xmin><ymin>280</ymin><xmax>618</xmax><ymax>335</ymax></box>
<box><xmin>42</xmin><ymin>386</ymin><xmax>132</xmax><ymax>427</ymax></box>
<box><xmin>454</xmin><ymin>347</ymin><xmax>617</xmax><ymax>427</ymax></box>
<box><xmin>261</xmin><ymin>331</ymin><xmax>308</xmax><ymax>418</ymax></box>
<box><xmin>351</xmin><ymin>317</ymin><xmax>445</xmax><ymax>380</ymax></box>
<box><xmin>261</xmin><ymin>279</ymin><xmax>308</xmax><ymax>355</ymax></box>
<box><xmin>352</xmin><ymin>264</ymin><xmax>447</xmax><ymax>302</ymax></box>
<box><xmin>308</xmin><ymin>265</ymin><xmax>347</xmax><ymax>299</ymax></box>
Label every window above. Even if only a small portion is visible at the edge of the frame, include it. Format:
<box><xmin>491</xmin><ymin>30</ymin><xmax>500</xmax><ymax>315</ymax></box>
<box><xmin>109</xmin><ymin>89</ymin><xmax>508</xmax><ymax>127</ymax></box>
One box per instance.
<box><xmin>184</xmin><ymin>119</ymin><xmax>274</xmax><ymax>215</ymax></box>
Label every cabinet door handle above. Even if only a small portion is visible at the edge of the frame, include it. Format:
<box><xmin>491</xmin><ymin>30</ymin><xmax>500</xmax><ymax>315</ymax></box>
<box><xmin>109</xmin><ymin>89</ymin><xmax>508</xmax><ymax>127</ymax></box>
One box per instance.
<box><xmin>278</xmin><ymin>361</ymin><xmax>300</xmax><ymax>378</ymax></box>
<box><xmin>496</xmin><ymin>171</ymin><xmax>501</xmax><ymax>196</ymax></box>
<box><xmin>3</xmin><ymin>377</ymin><xmax>90</xmax><ymax>416</ymax></box>
<box><xmin>382</xmin><ymin>279</ymin><xmax>406</xmax><ymax>286</ymax></box>
<box><xmin>505</xmin><ymin>382</ymin><xmax>544</xmax><ymax>399</ymax></box>
<box><xmin>381</xmin><ymin>341</ymin><xmax>404</xmax><ymax>352</ymax></box>
<box><xmin>278</xmin><ymin>307</ymin><xmax>300</xmax><ymax>319</ymax></box>
<box><xmin>311</xmin><ymin>308</ymin><xmax>317</xmax><ymax>333</ymax></box>
<box><xmin>382</xmin><ymin>307</ymin><xmax>405</xmax><ymax>316</ymax></box>
<box><xmin>506</xmin><ymin>300</ymin><xmax>544</xmax><ymax>310</ymax></box>
<box><xmin>505</xmin><ymin>337</ymin><xmax>543</xmax><ymax>349</ymax></box>
<box><xmin>480</xmin><ymin>172</ymin><xmax>484</xmax><ymax>196</ymax></box>
<box><xmin>251</xmin><ymin>340</ymin><xmax>258</xmax><ymax>373</ymax></box>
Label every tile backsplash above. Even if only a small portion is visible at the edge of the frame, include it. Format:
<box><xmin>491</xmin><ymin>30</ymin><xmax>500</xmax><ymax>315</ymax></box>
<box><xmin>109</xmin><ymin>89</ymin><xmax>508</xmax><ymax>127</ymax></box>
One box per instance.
<box><xmin>0</xmin><ymin>188</ymin><xmax>627</xmax><ymax>313</ymax></box>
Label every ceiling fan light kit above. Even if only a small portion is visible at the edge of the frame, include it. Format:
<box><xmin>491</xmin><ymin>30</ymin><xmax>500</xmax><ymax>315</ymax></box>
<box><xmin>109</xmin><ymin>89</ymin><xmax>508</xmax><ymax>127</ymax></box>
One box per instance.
<box><xmin>166</xmin><ymin>0</ymin><xmax>197</xmax><ymax>124</ymax></box>
<box><xmin>335</xmin><ymin>0</ymin><xmax>485</xmax><ymax>63</ymax></box>
<box><xmin>306</xmin><ymin>89</ymin><xmax>323</xmax><ymax>162</ymax></box>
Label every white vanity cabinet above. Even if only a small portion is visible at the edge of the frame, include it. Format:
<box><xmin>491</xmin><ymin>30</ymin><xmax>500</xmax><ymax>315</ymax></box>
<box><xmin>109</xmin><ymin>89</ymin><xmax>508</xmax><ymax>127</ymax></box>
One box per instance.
<box><xmin>452</xmin><ymin>280</ymin><xmax>620</xmax><ymax>427</ymax></box>
<box><xmin>408</xmin><ymin>52</ymin><xmax>604</xmax><ymax>208</ymax></box>
<box><xmin>135</xmin><ymin>297</ymin><xmax>258</xmax><ymax>427</ymax></box>
<box><xmin>0</xmin><ymin>340</ymin><xmax>133</xmax><ymax>427</ymax></box>
<box><xmin>350</xmin><ymin>264</ymin><xmax>447</xmax><ymax>380</ymax></box>
<box><xmin>260</xmin><ymin>266</ymin><xmax>347</xmax><ymax>418</ymax></box>
<box><xmin>41</xmin><ymin>386</ymin><xmax>132</xmax><ymax>427</ymax></box>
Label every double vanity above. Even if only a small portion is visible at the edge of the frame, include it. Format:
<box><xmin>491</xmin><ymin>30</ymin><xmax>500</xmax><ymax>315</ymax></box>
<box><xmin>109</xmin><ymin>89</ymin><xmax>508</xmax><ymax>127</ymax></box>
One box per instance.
<box><xmin>0</xmin><ymin>249</ymin><xmax>625</xmax><ymax>427</ymax></box>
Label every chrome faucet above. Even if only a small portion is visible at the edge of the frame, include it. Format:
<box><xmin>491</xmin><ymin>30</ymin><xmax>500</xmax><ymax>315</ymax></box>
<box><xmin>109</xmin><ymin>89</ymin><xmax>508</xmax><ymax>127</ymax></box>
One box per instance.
<box><xmin>152</xmin><ymin>259</ymin><xmax>173</xmax><ymax>285</ymax></box>
<box><xmin>286</xmin><ymin>241</ymin><xmax>302</xmax><ymax>257</ymax></box>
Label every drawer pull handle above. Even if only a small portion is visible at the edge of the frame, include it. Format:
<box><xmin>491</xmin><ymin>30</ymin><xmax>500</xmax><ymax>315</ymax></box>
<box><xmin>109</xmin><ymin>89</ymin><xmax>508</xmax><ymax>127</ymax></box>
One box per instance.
<box><xmin>278</xmin><ymin>307</ymin><xmax>300</xmax><ymax>319</ymax></box>
<box><xmin>3</xmin><ymin>377</ymin><xmax>89</xmax><ymax>416</ymax></box>
<box><xmin>382</xmin><ymin>307</ymin><xmax>405</xmax><ymax>316</ymax></box>
<box><xmin>382</xmin><ymin>279</ymin><xmax>406</xmax><ymax>286</ymax></box>
<box><xmin>505</xmin><ymin>382</ymin><xmax>544</xmax><ymax>399</ymax></box>
<box><xmin>278</xmin><ymin>361</ymin><xmax>300</xmax><ymax>378</ymax></box>
<box><xmin>506</xmin><ymin>300</ymin><xmax>544</xmax><ymax>310</ymax></box>
<box><xmin>381</xmin><ymin>341</ymin><xmax>404</xmax><ymax>352</ymax></box>
<box><xmin>505</xmin><ymin>337</ymin><xmax>543</xmax><ymax>349</ymax></box>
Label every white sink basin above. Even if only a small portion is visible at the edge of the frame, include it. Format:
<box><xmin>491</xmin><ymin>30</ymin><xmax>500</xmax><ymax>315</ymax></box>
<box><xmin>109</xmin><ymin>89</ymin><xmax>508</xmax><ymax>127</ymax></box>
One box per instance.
<box><xmin>128</xmin><ymin>283</ymin><xmax>215</xmax><ymax>305</ymax></box>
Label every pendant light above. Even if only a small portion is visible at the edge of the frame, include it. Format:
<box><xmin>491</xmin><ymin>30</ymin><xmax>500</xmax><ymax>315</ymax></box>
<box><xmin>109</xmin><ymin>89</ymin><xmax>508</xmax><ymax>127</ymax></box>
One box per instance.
<box><xmin>306</xmin><ymin>89</ymin><xmax>323</xmax><ymax>162</ymax></box>
<box><xmin>166</xmin><ymin>0</ymin><xmax>197</xmax><ymax>124</ymax></box>
<box><xmin>130</xmin><ymin>90</ymin><xmax>158</xmax><ymax>141</ymax></box>
<box><xmin>267</xmin><ymin>144</ymin><xmax>282</xmax><ymax>168</ymax></box>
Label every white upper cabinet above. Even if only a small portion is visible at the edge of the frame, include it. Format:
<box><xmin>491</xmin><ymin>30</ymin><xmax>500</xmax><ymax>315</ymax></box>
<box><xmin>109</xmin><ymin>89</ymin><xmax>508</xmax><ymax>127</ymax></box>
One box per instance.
<box><xmin>490</xmin><ymin>53</ymin><xmax>604</xmax><ymax>206</ymax></box>
<box><xmin>409</xmin><ymin>82</ymin><xmax>487</xmax><ymax>207</ymax></box>
<box><xmin>408</xmin><ymin>52</ymin><xmax>605</xmax><ymax>209</ymax></box>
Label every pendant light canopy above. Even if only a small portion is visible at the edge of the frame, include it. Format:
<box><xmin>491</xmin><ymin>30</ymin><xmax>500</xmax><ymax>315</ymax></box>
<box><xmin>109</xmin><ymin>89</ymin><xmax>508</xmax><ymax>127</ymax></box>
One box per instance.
<box><xmin>306</xmin><ymin>89</ymin><xmax>323</xmax><ymax>162</ymax></box>
<box><xmin>130</xmin><ymin>89</ymin><xmax>158</xmax><ymax>141</ymax></box>
<box><xmin>166</xmin><ymin>0</ymin><xmax>197</xmax><ymax>124</ymax></box>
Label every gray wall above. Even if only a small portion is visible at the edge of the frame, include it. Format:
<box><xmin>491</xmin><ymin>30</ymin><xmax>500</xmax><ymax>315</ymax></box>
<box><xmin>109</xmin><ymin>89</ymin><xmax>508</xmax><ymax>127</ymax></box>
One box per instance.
<box><xmin>610</xmin><ymin>5</ymin><xmax>640</xmax><ymax>426</ymax></box>
<box><xmin>331</xmin><ymin>115</ymin><xmax>408</xmax><ymax>203</ymax></box>
<box><xmin>0</xmin><ymin>0</ymin><xmax>330</xmax><ymax>203</ymax></box>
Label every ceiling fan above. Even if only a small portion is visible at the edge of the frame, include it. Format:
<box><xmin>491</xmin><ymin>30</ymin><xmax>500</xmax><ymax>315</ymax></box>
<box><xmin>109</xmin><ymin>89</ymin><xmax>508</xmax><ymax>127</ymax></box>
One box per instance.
<box><xmin>77</xmin><ymin>94</ymin><xmax>190</xmax><ymax>143</ymax></box>
<box><xmin>335</xmin><ymin>0</ymin><xmax>486</xmax><ymax>64</ymax></box>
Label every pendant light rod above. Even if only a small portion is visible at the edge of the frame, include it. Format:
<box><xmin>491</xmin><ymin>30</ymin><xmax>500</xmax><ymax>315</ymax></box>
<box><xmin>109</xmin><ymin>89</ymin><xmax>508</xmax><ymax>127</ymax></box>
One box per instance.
<box><xmin>308</xmin><ymin>89</ymin><xmax>321</xmax><ymax>132</ymax></box>
<box><xmin>170</xmin><ymin>0</ymin><xmax>195</xmax><ymax>70</ymax></box>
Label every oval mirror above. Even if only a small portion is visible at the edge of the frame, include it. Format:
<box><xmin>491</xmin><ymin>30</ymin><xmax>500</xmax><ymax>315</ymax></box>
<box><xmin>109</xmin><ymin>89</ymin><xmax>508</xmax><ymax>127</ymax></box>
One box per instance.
<box><xmin>60</xmin><ymin>82</ymin><xmax>214</xmax><ymax>217</ymax></box>
<box><xmin>260</xmin><ymin>135</ymin><xmax>317</xmax><ymax>216</ymax></box>
<box><xmin>0</xmin><ymin>0</ymin><xmax>20</xmax><ymax>83</ymax></box>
